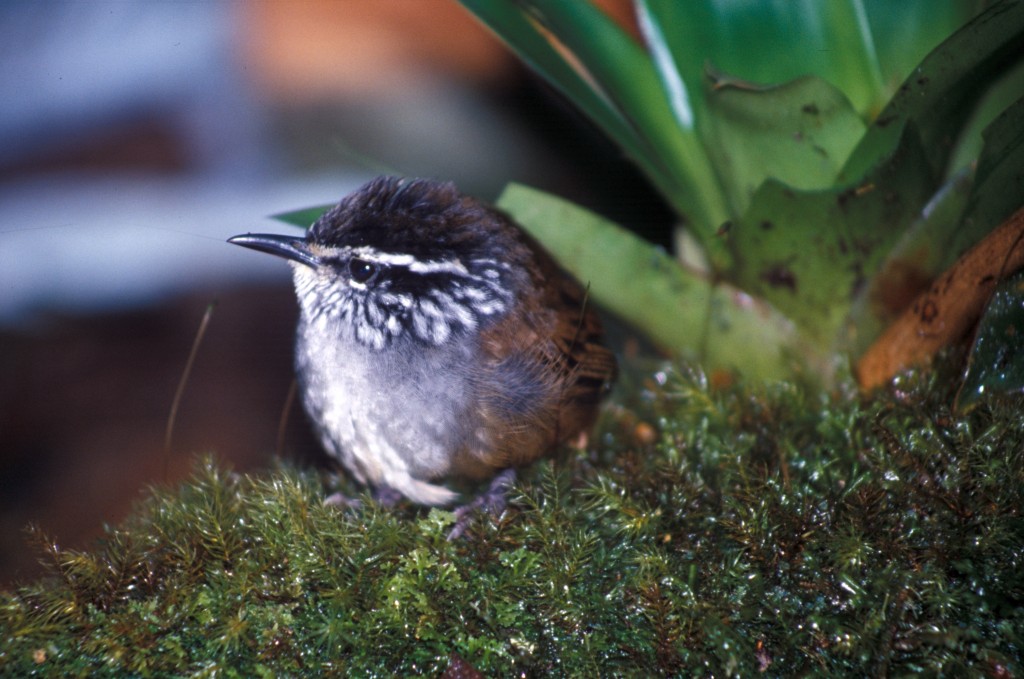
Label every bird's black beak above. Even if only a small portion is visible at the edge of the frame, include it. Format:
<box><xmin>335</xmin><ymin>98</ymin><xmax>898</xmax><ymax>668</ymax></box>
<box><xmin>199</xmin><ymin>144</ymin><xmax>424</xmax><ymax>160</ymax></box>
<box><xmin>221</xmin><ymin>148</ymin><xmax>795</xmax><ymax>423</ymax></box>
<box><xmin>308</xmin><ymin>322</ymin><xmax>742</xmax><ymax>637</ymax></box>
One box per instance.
<box><xmin>227</xmin><ymin>233</ymin><xmax>320</xmax><ymax>269</ymax></box>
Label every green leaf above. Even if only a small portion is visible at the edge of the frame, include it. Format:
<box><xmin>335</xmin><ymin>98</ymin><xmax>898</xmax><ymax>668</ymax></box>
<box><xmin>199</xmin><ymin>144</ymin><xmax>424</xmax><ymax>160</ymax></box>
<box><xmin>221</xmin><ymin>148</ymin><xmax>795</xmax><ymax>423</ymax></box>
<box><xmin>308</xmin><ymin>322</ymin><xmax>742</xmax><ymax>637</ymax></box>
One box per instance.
<box><xmin>458</xmin><ymin>1</ymin><xmax>674</xmax><ymax>220</ymax></box>
<box><xmin>728</xmin><ymin>126</ymin><xmax>935</xmax><ymax>348</ymax></box>
<box><xmin>701</xmin><ymin>73</ymin><xmax>866</xmax><ymax>216</ymax></box>
<box><xmin>525</xmin><ymin>1</ymin><xmax>732</xmax><ymax>243</ymax></box>
<box><xmin>271</xmin><ymin>205</ymin><xmax>333</xmax><ymax>229</ymax></box>
<box><xmin>951</xmin><ymin>93</ymin><xmax>1024</xmax><ymax>263</ymax></box>
<box><xmin>957</xmin><ymin>270</ymin><xmax>1024</xmax><ymax>411</ymax></box>
<box><xmin>841</xmin><ymin>0</ymin><xmax>1024</xmax><ymax>183</ymax></box>
<box><xmin>945</xmin><ymin>60</ymin><xmax>1024</xmax><ymax>175</ymax></box>
<box><xmin>498</xmin><ymin>183</ymin><xmax>707</xmax><ymax>351</ymax></box>
<box><xmin>462</xmin><ymin>0</ymin><xmax>730</xmax><ymax>264</ymax></box>
<box><xmin>636</xmin><ymin>0</ymin><xmax>951</xmax><ymax>119</ymax></box>
<box><xmin>497</xmin><ymin>183</ymin><xmax>821</xmax><ymax>381</ymax></box>
<box><xmin>864</xmin><ymin>0</ymin><xmax>988</xmax><ymax>93</ymax></box>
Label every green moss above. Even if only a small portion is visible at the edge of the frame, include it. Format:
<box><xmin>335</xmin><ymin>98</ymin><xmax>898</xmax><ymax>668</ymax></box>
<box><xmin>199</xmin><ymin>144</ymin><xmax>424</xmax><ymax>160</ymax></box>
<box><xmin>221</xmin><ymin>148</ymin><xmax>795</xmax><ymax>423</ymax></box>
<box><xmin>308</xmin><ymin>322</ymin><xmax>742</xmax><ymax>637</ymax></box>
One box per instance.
<box><xmin>2</xmin><ymin>364</ymin><xmax>1022</xmax><ymax>675</ymax></box>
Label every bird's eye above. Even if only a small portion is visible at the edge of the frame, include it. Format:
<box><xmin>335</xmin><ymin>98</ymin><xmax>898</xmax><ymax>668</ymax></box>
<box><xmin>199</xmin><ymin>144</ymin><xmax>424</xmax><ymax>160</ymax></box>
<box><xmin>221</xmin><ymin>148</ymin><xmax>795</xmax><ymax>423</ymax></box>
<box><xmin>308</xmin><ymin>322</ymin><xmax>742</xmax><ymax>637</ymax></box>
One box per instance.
<box><xmin>348</xmin><ymin>257</ymin><xmax>378</xmax><ymax>284</ymax></box>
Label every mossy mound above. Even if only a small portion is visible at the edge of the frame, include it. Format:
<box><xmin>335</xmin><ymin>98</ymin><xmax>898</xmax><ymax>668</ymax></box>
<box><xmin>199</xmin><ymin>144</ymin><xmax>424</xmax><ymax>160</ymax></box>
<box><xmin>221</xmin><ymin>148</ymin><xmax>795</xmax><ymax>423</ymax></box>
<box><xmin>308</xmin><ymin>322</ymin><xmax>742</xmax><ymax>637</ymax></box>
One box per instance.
<box><xmin>2</xmin><ymin>365</ymin><xmax>1022</xmax><ymax>675</ymax></box>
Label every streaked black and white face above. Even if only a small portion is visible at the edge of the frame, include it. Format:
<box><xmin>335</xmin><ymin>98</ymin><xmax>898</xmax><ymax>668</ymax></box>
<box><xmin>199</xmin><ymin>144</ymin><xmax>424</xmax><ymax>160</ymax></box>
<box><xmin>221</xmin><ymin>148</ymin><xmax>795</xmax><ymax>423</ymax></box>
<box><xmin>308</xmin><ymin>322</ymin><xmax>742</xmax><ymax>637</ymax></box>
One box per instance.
<box><xmin>230</xmin><ymin>175</ymin><xmax>535</xmax><ymax>351</ymax></box>
<box><xmin>290</xmin><ymin>241</ymin><xmax>513</xmax><ymax>350</ymax></box>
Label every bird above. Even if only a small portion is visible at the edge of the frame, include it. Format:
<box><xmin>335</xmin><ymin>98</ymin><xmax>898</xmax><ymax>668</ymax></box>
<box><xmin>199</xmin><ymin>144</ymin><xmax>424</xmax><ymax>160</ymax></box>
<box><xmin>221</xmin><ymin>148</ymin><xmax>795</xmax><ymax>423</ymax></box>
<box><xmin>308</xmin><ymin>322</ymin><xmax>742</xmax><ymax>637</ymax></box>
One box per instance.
<box><xmin>228</xmin><ymin>176</ymin><xmax>615</xmax><ymax>535</ymax></box>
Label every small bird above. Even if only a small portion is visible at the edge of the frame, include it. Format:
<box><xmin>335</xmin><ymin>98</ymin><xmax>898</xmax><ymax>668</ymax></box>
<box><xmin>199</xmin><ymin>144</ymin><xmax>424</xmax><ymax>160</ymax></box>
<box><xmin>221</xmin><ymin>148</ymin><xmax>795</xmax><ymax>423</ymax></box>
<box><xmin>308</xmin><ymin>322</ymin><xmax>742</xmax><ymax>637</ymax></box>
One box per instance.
<box><xmin>229</xmin><ymin>176</ymin><xmax>615</xmax><ymax>534</ymax></box>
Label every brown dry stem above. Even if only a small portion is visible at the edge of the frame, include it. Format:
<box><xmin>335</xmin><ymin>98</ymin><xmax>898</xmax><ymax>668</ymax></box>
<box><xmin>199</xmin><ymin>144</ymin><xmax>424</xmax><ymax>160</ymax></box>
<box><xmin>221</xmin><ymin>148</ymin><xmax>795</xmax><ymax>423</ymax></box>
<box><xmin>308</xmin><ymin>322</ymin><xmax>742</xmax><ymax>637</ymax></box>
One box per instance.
<box><xmin>856</xmin><ymin>207</ymin><xmax>1024</xmax><ymax>390</ymax></box>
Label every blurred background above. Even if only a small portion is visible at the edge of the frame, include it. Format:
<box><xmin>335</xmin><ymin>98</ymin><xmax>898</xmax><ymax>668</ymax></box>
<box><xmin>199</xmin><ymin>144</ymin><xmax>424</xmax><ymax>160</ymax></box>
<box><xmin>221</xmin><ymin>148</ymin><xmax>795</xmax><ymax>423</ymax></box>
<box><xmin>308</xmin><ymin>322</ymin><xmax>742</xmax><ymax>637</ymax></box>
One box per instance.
<box><xmin>0</xmin><ymin>0</ymin><xmax>670</xmax><ymax>583</ymax></box>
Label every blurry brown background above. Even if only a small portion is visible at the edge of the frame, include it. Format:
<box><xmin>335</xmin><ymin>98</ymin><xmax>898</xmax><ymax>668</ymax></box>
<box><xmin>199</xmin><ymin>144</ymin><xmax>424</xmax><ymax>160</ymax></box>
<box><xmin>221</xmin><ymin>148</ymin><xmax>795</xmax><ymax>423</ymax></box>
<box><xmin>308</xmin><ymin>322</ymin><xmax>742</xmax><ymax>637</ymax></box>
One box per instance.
<box><xmin>0</xmin><ymin>0</ymin><xmax>668</xmax><ymax>584</ymax></box>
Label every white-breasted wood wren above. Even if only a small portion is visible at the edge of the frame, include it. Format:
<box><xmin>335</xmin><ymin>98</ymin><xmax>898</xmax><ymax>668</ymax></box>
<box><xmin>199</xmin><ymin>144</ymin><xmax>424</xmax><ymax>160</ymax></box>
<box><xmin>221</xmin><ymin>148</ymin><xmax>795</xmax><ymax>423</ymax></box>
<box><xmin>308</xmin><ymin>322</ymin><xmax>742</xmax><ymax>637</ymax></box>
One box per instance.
<box><xmin>228</xmin><ymin>177</ymin><xmax>615</xmax><ymax>529</ymax></box>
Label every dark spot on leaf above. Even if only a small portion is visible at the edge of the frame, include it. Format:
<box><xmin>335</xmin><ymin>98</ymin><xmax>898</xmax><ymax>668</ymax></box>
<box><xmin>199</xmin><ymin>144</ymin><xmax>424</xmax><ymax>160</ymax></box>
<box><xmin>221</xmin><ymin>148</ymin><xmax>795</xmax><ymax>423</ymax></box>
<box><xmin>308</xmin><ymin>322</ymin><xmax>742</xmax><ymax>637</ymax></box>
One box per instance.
<box><xmin>875</xmin><ymin>114</ymin><xmax>899</xmax><ymax>128</ymax></box>
<box><xmin>801</xmin><ymin>103</ymin><xmax>820</xmax><ymax>115</ymax></box>
<box><xmin>869</xmin><ymin>258</ymin><xmax>932</xmax><ymax>319</ymax></box>
<box><xmin>850</xmin><ymin>270</ymin><xmax>866</xmax><ymax>297</ymax></box>
<box><xmin>760</xmin><ymin>220</ymin><xmax>774</xmax><ymax>231</ymax></box>
<box><xmin>760</xmin><ymin>265</ymin><xmax>798</xmax><ymax>292</ymax></box>
<box><xmin>717</xmin><ymin>220</ymin><xmax>733</xmax><ymax>236</ymax></box>
<box><xmin>919</xmin><ymin>299</ymin><xmax>939</xmax><ymax>324</ymax></box>
<box><xmin>917</xmin><ymin>76</ymin><xmax>930</xmax><ymax>87</ymax></box>
<box><xmin>837</xmin><ymin>188</ymin><xmax>857</xmax><ymax>210</ymax></box>
<box><xmin>851</xmin><ymin>236</ymin><xmax>878</xmax><ymax>257</ymax></box>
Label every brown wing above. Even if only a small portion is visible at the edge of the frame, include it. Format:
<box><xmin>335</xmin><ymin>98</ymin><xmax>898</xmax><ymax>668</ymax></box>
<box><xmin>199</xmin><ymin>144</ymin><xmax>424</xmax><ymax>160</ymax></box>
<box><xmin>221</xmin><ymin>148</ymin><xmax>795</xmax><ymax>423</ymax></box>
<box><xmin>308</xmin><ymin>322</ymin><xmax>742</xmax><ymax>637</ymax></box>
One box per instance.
<box><xmin>452</xmin><ymin>238</ymin><xmax>616</xmax><ymax>479</ymax></box>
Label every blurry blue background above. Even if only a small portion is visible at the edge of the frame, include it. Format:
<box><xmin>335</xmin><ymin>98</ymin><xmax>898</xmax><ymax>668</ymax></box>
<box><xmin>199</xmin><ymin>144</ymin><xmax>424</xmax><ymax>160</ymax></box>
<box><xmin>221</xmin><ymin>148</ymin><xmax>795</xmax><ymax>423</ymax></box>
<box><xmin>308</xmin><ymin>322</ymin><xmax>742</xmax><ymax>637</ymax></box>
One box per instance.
<box><xmin>0</xmin><ymin>1</ymin><xmax>565</xmax><ymax>321</ymax></box>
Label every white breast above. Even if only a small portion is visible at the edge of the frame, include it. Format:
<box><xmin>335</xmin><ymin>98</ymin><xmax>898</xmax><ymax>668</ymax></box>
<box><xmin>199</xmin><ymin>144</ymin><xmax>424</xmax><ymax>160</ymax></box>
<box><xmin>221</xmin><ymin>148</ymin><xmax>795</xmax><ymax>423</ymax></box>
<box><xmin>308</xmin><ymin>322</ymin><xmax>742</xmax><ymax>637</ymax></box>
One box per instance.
<box><xmin>294</xmin><ymin>312</ymin><xmax>479</xmax><ymax>505</ymax></box>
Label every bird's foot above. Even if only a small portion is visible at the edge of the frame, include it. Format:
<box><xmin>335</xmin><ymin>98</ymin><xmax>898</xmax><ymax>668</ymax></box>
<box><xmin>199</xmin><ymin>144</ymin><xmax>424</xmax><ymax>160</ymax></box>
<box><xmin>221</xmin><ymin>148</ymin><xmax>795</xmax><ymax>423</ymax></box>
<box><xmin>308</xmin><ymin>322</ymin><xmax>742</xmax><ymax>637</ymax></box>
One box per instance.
<box><xmin>446</xmin><ymin>468</ymin><xmax>516</xmax><ymax>541</ymax></box>
<box><xmin>323</xmin><ymin>491</ymin><xmax>361</xmax><ymax>508</ymax></box>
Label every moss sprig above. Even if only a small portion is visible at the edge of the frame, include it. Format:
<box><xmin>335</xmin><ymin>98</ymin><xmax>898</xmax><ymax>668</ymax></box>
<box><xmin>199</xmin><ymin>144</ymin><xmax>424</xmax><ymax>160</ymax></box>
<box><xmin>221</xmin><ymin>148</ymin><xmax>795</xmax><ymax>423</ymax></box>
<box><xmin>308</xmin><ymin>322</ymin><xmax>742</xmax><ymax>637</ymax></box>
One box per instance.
<box><xmin>2</xmin><ymin>363</ymin><xmax>1022</xmax><ymax>675</ymax></box>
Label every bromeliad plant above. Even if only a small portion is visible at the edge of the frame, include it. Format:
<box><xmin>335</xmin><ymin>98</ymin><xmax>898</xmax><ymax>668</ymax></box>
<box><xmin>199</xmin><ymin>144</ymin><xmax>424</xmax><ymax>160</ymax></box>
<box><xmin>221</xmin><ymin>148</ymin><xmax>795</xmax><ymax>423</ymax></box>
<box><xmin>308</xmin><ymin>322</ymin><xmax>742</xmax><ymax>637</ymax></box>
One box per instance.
<box><xmin>449</xmin><ymin>0</ymin><xmax>1024</xmax><ymax>392</ymax></box>
<box><xmin>272</xmin><ymin>2</ymin><xmax>1024</xmax><ymax>391</ymax></box>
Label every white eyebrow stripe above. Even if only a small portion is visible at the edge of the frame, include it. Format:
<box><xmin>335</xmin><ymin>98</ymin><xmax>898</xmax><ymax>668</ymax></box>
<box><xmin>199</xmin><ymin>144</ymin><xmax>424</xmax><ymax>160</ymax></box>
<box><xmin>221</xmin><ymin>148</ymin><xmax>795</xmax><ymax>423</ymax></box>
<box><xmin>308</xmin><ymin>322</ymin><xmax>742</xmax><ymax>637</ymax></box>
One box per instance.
<box><xmin>408</xmin><ymin>259</ymin><xmax>468</xmax><ymax>276</ymax></box>
<box><xmin>346</xmin><ymin>247</ymin><xmax>469</xmax><ymax>276</ymax></box>
<box><xmin>348</xmin><ymin>248</ymin><xmax>414</xmax><ymax>267</ymax></box>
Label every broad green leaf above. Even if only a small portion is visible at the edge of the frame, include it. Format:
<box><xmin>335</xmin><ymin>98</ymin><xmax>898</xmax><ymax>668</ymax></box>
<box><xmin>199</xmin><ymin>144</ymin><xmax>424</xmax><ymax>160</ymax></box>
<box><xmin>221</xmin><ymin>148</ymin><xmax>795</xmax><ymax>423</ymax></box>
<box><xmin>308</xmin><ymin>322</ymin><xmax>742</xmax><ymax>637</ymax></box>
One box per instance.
<box><xmin>950</xmin><ymin>94</ymin><xmax>1024</xmax><ymax>264</ymax></box>
<box><xmin>271</xmin><ymin>205</ymin><xmax>333</xmax><ymax>229</ymax></box>
<box><xmin>497</xmin><ymin>183</ymin><xmax>820</xmax><ymax>381</ymax></box>
<box><xmin>518</xmin><ymin>0</ymin><xmax>730</xmax><ymax>253</ymax></box>
<box><xmin>459</xmin><ymin>0</ymin><xmax>684</xmax><ymax>236</ymax></box>
<box><xmin>640</xmin><ymin>0</ymin><xmax>880</xmax><ymax>112</ymax></box>
<box><xmin>956</xmin><ymin>270</ymin><xmax>1024</xmax><ymax>412</ymax></box>
<box><xmin>702</xmin><ymin>73</ymin><xmax>866</xmax><ymax>216</ymax></box>
<box><xmin>945</xmin><ymin>61</ymin><xmax>1024</xmax><ymax>174</ymax></box>
<box><xmin>499</xmin><ymin>184</ymin><xmax>707</xmax><ymax>353</ymax></box>
<box><xmin>864</xmin><ymin>0</ymin><xmax>987</xmax><ymax>91</ymax></box>
<box><xmin>841</xmin><ymin>0</ymin><xmax>1024</xmax><ymax>183</ymax></box>
<box><xmin>728</xmin><ymin>127</ymin><xmax>935</xmax><ymax>348</ymax></box>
